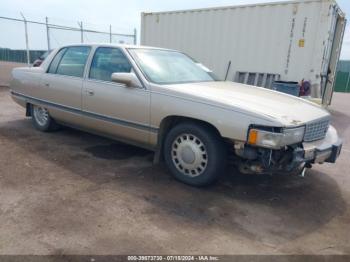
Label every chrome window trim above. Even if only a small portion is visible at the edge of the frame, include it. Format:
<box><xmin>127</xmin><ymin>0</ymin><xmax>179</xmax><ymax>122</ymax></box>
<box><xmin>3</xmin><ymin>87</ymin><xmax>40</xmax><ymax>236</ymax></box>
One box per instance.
<box><xmin>47</xmin><ymin>47</ymin><xmax>68</xmax><ymax>74</ymax></box>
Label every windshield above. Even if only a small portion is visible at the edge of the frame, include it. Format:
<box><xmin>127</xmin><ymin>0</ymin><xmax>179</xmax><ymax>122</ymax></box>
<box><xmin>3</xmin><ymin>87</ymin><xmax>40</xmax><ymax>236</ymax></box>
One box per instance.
<box><xmin>128</xmin><ymin>48</ymin><xmax>217</xmax><ymax>85</ymax></box>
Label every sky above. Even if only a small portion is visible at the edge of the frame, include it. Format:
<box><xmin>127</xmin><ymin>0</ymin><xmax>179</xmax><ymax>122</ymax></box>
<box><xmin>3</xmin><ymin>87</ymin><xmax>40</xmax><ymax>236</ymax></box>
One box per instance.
<box><xmin>1</xmin><ymin>0</ymin><xmax>350</xmax><ymax>58</ymax></box>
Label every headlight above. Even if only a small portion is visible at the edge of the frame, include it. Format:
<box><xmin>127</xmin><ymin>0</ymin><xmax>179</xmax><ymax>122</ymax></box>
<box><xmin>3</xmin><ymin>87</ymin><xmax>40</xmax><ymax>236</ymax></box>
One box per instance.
<box><xmin>247</xmin><ymin>126</ymin><xmax>305</xmax><ymax>149</ymax></box>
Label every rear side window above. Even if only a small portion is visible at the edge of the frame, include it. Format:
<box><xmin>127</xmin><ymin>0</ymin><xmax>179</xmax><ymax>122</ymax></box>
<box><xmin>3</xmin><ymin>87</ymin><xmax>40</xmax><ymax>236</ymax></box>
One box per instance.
<box><xmin>48</xmin><ymin>48</ymin><xmax>67</xmax><ymax>74</ymax></box>
<box><xmin>48</xmin><ymin>46</ymin><xmax>91</xmax><ymax>77</ymax></box>
<box><xmin>89</xmin><ymin>47</ymin><xmax>132</xmax><ymax>82</ymax></box>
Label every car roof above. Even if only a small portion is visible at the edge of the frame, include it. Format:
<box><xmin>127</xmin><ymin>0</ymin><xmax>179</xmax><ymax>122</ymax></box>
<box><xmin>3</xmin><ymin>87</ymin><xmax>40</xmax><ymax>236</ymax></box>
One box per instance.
<box><xmin>59</xmin><ymin>43</ymin><xmax>175</xmax><ymax>51</ymax></box>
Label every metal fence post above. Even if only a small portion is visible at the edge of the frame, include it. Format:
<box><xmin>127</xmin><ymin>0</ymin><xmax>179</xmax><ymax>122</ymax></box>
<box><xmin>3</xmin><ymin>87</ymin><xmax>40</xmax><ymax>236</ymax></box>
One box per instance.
<box><xmin>109</xmin><ymin>25</ymin><xmax>112</xmax><ymax>43</ymax></box>
<box><xmin>46</xmin><ymin>17</ymin><xmax>51</xmax><ymax>51</ymax></box>
<box><xmin>133</xmin><ymin>28</ymin><xmax>137</xmax><ymax>45</ymax></box>
<box><xmin>78</xmin><ymin>21</ymin><xmax>84</xmax><ymax>43</ymax></box>
<box><xmin>20</xmin><ymin>13</ymin><xmax>30</xmax><ymax>66</ymax></box>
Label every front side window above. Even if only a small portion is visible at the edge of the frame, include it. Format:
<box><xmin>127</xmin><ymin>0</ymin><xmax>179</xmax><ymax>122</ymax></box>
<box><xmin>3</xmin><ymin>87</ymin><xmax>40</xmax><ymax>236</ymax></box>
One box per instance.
<box><xmin>53</xmin><ymin>46</ymin><xmax>91</xmax><ymax>77</ymax></box>
<box><xmin>89</xmin><ymin>47</ymin><xmax>132</xmax><ymax>82</ymax></box>
<box><xmin>128</xmin><ymin>49</ymin><xmax>217</xmax><ymax>85</ymax></box>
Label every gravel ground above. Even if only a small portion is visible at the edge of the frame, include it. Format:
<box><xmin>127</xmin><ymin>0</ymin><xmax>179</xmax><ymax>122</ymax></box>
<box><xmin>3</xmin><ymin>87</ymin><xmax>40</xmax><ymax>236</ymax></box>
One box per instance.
<box><xmin>0</xmin><ymin>87</ymin><xmax>349</xmax><ymax>255</ymax></box>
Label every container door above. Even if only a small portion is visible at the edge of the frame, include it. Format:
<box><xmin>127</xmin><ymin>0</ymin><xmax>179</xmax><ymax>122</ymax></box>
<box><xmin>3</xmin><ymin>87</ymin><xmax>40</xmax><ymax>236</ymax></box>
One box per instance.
<box><xmin>322</xmin><ymin>11</ymin><xmax>346</xmax><ymax>106</ymax></box>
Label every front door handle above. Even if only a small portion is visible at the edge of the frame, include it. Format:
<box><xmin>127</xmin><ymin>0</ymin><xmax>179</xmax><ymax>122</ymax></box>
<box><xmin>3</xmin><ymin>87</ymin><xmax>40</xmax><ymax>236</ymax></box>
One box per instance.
<box><xmin>86</xmin><ymin>89</ymin><xmax>94</xmax><ymax>96</ymax></box>
<box><xmin>44</xmin><ymin>83</ymin><xmax>50</xmax><ymax>87</ymax></box>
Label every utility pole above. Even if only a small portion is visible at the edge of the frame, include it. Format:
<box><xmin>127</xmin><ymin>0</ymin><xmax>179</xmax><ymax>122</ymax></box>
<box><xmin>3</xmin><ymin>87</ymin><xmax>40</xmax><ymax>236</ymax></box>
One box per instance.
<box><xmin>20</xmin><ymin>12</ymin><xmax>30</xmax><ymax>66</ymax></box>
<box><xmin>45</xmin><ymin>17</ymin><xmax>51</xmax><ymax>51</ymax></box>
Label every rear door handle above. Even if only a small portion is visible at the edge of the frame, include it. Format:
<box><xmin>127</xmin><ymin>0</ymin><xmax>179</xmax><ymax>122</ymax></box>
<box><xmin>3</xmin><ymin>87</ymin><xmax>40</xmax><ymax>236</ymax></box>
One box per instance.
<box><xmin>44</xmin><ymin>83</ymin><xmax>50</xmax><ymax>87</ymax></box>
<box><xmin>86</xmin><ymin>89</ymin><xmax>94</xmax><ymax>96</ymax></box>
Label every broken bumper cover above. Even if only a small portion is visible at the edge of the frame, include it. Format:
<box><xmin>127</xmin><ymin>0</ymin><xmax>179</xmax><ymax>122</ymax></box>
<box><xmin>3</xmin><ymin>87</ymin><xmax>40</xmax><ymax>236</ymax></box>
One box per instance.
<box><xmin>302</xmin><ymin>125</ymin><xmax>342</xmax><ymax>164</ymax></box>
<box><xmin>234</xmin><ymin>125</ymin><xmax>342</xmax><ymax>175</ymax></box>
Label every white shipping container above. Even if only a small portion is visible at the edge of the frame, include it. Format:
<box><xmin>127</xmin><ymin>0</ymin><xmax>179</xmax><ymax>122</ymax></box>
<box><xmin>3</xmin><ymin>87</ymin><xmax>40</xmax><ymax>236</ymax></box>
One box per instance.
<box><xmin>141</xmin><ymin>0</ymin><xmax>346</xmax><ymax>105</ymax></box>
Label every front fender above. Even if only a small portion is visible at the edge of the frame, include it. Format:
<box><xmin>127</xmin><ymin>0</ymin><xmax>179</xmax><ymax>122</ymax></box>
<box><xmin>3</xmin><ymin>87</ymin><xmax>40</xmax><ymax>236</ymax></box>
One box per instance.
<box><xmin>150</xmin><ymin>91</ymin><xmax>281</xmax><ymax>144</ymax></box>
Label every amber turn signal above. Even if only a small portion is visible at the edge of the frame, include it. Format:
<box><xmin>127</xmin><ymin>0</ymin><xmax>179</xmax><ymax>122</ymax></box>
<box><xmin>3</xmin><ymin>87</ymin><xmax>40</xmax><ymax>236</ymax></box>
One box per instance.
<box><xmin>248</xmin><ymin>129</ymin><xmax>258</xmax><ymax>145</ymax></box>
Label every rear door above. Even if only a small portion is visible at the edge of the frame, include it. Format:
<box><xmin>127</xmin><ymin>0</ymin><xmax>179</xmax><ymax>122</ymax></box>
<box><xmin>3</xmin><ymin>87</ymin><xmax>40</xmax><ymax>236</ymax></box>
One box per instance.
<box><xmin>82</xmin><ymin>47</ymin><xmax>151</xmax><ymax>146</ymax></box>
<box><xmin>41</xmin><ymin>46</ymin><xmax>91</xmax><ymax>109</ymax></box>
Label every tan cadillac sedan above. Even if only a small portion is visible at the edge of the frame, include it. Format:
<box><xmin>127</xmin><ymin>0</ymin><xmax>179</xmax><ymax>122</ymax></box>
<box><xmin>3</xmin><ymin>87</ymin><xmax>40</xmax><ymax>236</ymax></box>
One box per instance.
<box><xmin>10</xmin><ymin>44</ymin><xmax>342</xmax><ymax>186</ymax></box>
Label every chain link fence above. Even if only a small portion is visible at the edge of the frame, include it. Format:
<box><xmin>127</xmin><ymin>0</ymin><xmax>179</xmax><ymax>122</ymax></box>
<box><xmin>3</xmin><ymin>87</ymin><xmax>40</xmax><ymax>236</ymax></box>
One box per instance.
<box><xmin>0</xmin><ymin>49</ymin><xmax>46</xmax><ymax>64</ymax></box>
<box><xmin>0</xmin><ymin>15</ymin><xmax>137</xmax><ymax>65</ymax></box>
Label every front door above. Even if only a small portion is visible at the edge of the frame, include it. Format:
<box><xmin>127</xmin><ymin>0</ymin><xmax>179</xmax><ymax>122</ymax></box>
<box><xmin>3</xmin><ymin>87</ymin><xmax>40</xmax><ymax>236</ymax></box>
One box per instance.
<box><xmin>82</xmin><ymin>47</ymin><xmax>151</xmax><ymax>146</ymax></box>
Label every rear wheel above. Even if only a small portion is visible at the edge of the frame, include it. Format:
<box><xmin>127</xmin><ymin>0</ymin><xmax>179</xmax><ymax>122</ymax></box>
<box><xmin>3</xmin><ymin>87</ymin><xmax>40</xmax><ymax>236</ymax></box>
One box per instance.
<box><xmin>164</xmin><ymin>122</ymin><xmax>227</xmax><ymax>187</ymax></box>
<box><xmin>31</xmin><ymin>105</ymin><xmax>59</xmax><ymax>132</ymax></box>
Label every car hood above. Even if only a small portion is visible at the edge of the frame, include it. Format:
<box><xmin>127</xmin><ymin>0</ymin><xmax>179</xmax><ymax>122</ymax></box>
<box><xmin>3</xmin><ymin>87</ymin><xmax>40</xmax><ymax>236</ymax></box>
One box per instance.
<box><xmin>162</xmin><ymin>81</ymin><xmax>330</xmax><ymax>126</ymax></box>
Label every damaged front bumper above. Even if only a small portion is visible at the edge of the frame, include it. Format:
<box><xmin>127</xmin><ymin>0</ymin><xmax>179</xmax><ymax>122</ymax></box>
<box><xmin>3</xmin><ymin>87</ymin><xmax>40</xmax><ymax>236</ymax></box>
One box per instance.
<box><xmin>235</xmin><ymin>125</ymin><xmax>342</xmax><ymax>175</ymax></box>
<box><xmin>302</xmin><ymin>125</ymin><xmax>342</xmax><ymax>164</ymax></box>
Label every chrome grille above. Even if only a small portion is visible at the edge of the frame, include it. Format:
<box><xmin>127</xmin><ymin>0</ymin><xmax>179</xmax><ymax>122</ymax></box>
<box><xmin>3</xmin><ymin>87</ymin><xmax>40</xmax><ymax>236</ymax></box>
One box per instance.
<box><xmin>304</xmin><ymin>119</ymin><xmax>330</xmax><ymax>142</ymax></box>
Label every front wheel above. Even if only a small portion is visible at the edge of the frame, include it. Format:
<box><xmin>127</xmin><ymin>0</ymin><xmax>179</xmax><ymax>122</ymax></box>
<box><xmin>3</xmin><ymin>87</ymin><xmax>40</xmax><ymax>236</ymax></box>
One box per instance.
<box><xmin>31</xmin><ymin>105</ymin><xmax>59</xmax><ymax>132</ymax></box>
<box><xmin>163</xmin><ymin>122</ymin><xmax>227</xmax><ymax>187</ymax></box>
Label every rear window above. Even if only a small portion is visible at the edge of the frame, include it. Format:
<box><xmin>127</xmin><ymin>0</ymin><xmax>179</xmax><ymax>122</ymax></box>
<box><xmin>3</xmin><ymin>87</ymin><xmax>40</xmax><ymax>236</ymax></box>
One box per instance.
<box><xmin>48</xmin><ymin>48</ymin><xmax>67</xmax><ymax>74</ymax></box>
<box><xmin>48</xmin><ymin>46</ymin><xmax>91</xmax><ymax>78</ymax></box>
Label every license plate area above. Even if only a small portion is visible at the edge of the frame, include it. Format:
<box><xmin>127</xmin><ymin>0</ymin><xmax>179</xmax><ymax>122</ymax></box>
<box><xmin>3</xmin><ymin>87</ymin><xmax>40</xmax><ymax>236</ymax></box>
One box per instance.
<box><xmin>314</xmin><ymin>149</ymin><xmax>332</xmax><ymax>163</ymax></box>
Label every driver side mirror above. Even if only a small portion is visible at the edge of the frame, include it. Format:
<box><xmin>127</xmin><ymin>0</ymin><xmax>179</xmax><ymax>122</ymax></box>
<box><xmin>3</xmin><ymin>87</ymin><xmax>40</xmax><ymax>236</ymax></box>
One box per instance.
<box><xmin>111</xmin><ymin>72</ymin><xmax>142</xmax><ymax>88</ymax></box>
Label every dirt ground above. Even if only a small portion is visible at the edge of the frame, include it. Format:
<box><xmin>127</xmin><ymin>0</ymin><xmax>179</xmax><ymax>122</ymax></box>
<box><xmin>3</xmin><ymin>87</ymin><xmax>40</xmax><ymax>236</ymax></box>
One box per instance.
<box><xmin>0</xmin><ymin>87</ymin><xmax>349</xmax><ymax>255</ymax></box>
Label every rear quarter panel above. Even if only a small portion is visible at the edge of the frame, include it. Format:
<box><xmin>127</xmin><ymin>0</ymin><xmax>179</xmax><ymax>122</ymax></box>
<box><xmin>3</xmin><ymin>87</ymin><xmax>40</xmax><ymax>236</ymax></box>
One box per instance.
<box><xmin>11</xmin><ymin>67</ymin><xmax>46</xmax><ymax>104</ymax></box>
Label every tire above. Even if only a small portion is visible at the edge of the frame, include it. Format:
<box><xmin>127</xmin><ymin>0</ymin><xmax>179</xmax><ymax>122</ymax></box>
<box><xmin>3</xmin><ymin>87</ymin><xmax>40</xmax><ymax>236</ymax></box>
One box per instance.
<box><xmin>31</xmin><ymin>104</ymin><xmax>59</xmax><ymax>132</ymax></box>
<box><xmin>163</xmin><ymin>122</ymin><xmax>227</xmax><ymax>187</ymax></box>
